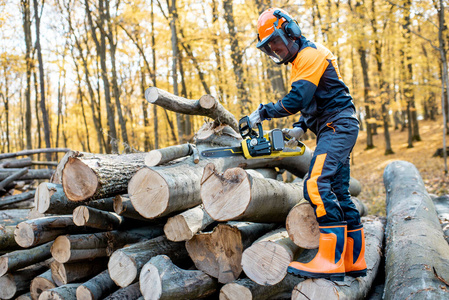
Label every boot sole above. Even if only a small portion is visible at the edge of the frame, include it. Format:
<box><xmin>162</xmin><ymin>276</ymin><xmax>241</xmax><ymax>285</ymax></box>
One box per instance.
<box><xmin>287</xmin><ymin>266</ymin><xmax>345</xmax><ymax>281</ymax></box>
<box><xmin>346</xmin><ymin>269</ymin><xmax>367</xmax><ymax>277</ymax></box>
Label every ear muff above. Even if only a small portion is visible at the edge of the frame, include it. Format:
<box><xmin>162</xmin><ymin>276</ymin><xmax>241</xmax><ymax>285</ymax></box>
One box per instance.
<box><xmin>273</xmin><ymin>10</ymin><xmax>302</xmax><ymax>40</ymax></box>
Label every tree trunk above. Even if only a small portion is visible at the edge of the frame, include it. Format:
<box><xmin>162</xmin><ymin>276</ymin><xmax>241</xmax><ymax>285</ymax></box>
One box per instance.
<box><xmin>0</xmin><ymin>263</ymin><xmax>47</xmax><ymax>299</ymax></box>
<box><xmin>35</xmin><ymin>182</ymin><xmax>115</xmax><ymax>214</ymax></box>
<box><xmin>50</xmin><ymin>227</ymin><xmax>162</xmax><ymax>264</ymax></box>
<box><xmin>201</xmin><ymin>165</ymin><xmax>303</xmax><ymax>222</ymax></box>
<box><xmin>61</xmin><ymin>151</ymin><xmax>146</xmax><ymax>201</ymax></box>
<box><xmin>145</xmin><ymin>143</ymin><xmax>194</xmax><ymax>166</ymax></box>
<box><xmin>30</xmin><ymin>269</ymin><xmax>56</xmax><ymax>300</ymax></box>
<box><xmin>383</xmin><ymin>160</ymin><xmax>449</xmax><ymax>299</ymax></box>
<box><xmin>186</xmin><ymin>222</ymin><xmax>277</xmax><ymax>283</ymax></box>
<box><xmin>139</xmin><ymin>254</ymin><xmax>219</xmax><ymax>299</ymax></box>
<box><xmin>291</xmin><ymin>217</ymin><xmax>384</xmax><ymax>299</ymax></box>
<box><xmin>108</xmin><ymin>235</ymin><xmax>187</xmax><ymax>288</ymax></box>
<box><xmin>0</xmin><ymin>241</ymin><xmax>53</xmax><ymax>277</ymax></box>
<box><xmin>72</xmin><ymin>206</ymin><xmax>124</xmax><ymax>230</ymax></box>
<box><xmin>21</xmin><ymin>0</ymin><xmax>33</xmax><ymax>150</ymax></box>
<box><xmin>76</xmin><ymin>270</ymin><xmax>118</xmax><ymax>300</ymax></box>
<box><xmin>50</xmin><ymin>258</ymin><xmax>108</xmax><ymax>286</ymax></box>
<box><xmin>103</xmin><ymin>282</ymin><xmax>141</xmax><ymax>300</ymax></box>
<box><xmin>241</xmin><ymin>228</ymin><xmax>301</xmax><ymax>286</ymax></box>
<box><xmin>164</xmin><ymin>205</ymin><xmax>214</xmax><ymax>242</ymax></box>
<box><xmin>38</xmin><ymin>284</ymin><xmax>81</xmax><ymax>300</ymax></box>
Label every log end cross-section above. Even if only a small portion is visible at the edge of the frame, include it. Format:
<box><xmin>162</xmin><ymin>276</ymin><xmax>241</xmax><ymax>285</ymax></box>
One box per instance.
<box><xmin>62</xmin><ymin>157</ymin><xmax>98</xmax><ymax>201</ymax></box>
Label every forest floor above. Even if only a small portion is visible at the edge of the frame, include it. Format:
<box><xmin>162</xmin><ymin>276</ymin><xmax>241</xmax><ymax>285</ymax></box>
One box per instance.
<box><xmin>301</xmin><ymin>115</ymin><xmax>449</xmax><ymax>216</ymax></box>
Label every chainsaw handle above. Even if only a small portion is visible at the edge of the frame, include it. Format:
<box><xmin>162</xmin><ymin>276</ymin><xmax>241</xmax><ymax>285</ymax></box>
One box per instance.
<box><xmin>239</xmin><ymin>116</ymin><xmax>259</xmax><ymax>139</ymax></box>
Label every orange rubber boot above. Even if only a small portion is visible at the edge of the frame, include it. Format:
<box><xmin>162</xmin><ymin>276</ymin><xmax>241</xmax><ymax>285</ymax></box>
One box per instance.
<box><xmin>345</xmin><ymin>224</ymin><xmax>367</xmax><ymax>277</ymax></box>
<box><xmin>287</xmin><ymin>222</ymin><xmax>347</xmax><ymax>281</ymax></box>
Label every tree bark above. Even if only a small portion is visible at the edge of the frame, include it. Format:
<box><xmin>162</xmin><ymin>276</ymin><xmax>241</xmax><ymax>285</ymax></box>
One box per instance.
<box><xmin>38</xmin><ymin>284</ymin><xmax>81</xmax><ymax>300</ymax></box>
<box><xmin>291</xmin><ymin>217</ymin><xmax>385</xmax><ymax>300</ymax></box>
<box><xmin>0</xmin><ymin>157</ymin><xmax>32</xmax><ymax>168</ymax></box>
<box><xmin>50</xmin><ymin>258</ymin><xmax>107</xmax><ymax>286</ymax></box>
<box><xmin>145</xmin><ymin>87</ymin><xmax>238</xmax><ymax>132</ymax></box>
<box><xmin>0</xmin><ymin>190</ymin><xmax>35</xmax><ymax>209</ymax></box>
<box><xmin>0</xmin><ymin>209</ymin><xmax>31</xmax><ymax>226</ymax></box>
<box><xmin>0</xmin><ymin>169</ymin><xmax>53</xmax><ymax>181</ymax></box>
<box><xmin>201</xmin><ymin>165</ymin><xmax>304</xmax><ymax>222</ymax></box>
<box><xmin>186</xmin><ymin>222</ymin><xmax>277</xmax><ymax>283</ymax></box>
<box><xmin>164</xmin><ymin>205</ymin><xmax>214</xmax><ymax>242</ymax></box>
<box><xmin>103</xmin><ymin>282</ymin><xmax>141</xmax><ymax>300</ymax></box>
<box><xmin>0</xmin><ymin>241</ymin><xmax>53</xmax><ymax>277</ymax></box>
<box><xmin>50</xmin><ymin>227</ymin><xmax>163</xmax><ymax>263</ymax></box>
<box><xmin>113</xmin><ymin>195</ymin><xmax>147</xmax><ymax>221</ymax></box>
<box><xmin>383</xmin><ymin>160</ymin><xmax>449</xmax><ymax>299</ymax></box>
<box><xmin>108</xmin><ymin>235</ymin><xmax>187</xmax><ymax>287</ymax></box>
<box><xmin>144</xmin><ymin>143</ymin><xmax>194</xmax><ymax>166</ymax></box>
<box><xmin>30</xmin><ymin>269</ymin><xmax>56</xmax><ymax>300</ymax></box>
<box><xmin>61</xmin><ymin>151</ymin><xmax>146</xmax><ymax>201</ymax></box>
<box><xmin>241</xmin><ymin>228</ymin><xmax>301</xmax><ymax>286</ymax></box>
<box><xmin>0</xmin><ymin>225</ymin><xmax>19</xmax><ymax>251</ymax></box>
<box><xmin>139</xmin><ymin>254</ymin><xmax>219</xmax><ymax>299</ymax></box>
<box><xmin>35</xmin><ymin>182</ymin><xmax>115</xmax><ymax>214</ymax></box>
<box><xmin>72</xmin><ymin>206</ymin><xmax>124</xmax><ymax>230</ymax></box>
<box><xmin>0</xmin><ymin>263</ymin><xmax>47</xmax><ymax>299</ymax></box>
<box><xmin>76</xmin><ymin>270</ymin><xmax>118</xmax><ymax>300</ymax></box>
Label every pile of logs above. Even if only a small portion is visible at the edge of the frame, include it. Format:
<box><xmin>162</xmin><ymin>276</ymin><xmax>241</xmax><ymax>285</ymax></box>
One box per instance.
<box><xmin>0</xmin><ymin>88</ymin><xmax>448</xmax><ymax>299</ymax></box>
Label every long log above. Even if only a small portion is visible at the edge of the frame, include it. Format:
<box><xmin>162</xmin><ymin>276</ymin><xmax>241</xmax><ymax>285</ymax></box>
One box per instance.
<box><xmin>139</xmin><ymin>254</ymin><xmax>219</xmax><ymax>299</ymax></box>
<box><xmin>31</xmin><ymin>269</ymin><xmax>56</xmax><ymax>300</ymax></box>
<box><xmin>61</xmin><ymin>151</ymin><xmax>147</xmax><ymax>202</ymax></box>
<box><xmin>76</xmin><ymin>270</ymin><xmax>118</xmax><ymax>300</ymax></box>
<box><xmin>113</xmin><ymin>194</ymin><xmax>147</xmax><ymax>220</ymax></box>
<box><xmin>0</xmin><ymin>148</ymin><xmax>70</xmax><ymax>160</ymax></box>
<box><xmin>0</xmin><ymin>168</ymin><xmax>28</xmax><ymax>192</ymax></box>
<box><xmin>14</xmin><ymin>216</ymin><xmax>91</xmax><ymax>248</ymax></box>
<box><xmin>0</xmin><ymin>169</ymin><xmax>53</xmax><ymax>181</ymax></box>
<box><xmin>0</xmin><ymin>190</ymin><xmax>36</xmax><ymax>209</ymax></box>
<box><xmin>163</xmin><ymin>205</ymin><xmax>214</xmax><ymax>242</ymax></box>
<box><xmin>0</xmin><ymin>241</ymin><xmax>53</xmax><ymax>277</ymax></box>
<box><xmin>201</xmin><ymin>165</ymin><xmax>304</xmax><ymax>222</ymax></box>
<box><xmin>50</xmin><ymin>227</ymin><xmax>163</xmax><ymax>263</ymax></box>
<box><xmin>0</xmin><ymin>225</ymin><xmax>19</xmax><ymax>251</ymax></box>
<box><xmin>50</xmin><ymin>258</ymin><xmax>108</xmax><ymax>286</ymax></box>
<box><xmin>185</xmin><ymin>222</ymin><xmax>277</xmax><ymax>283</ymax></box>
<box><xmin>145</xmin><ymin>143</ymin><xmax>194</xmax><ymax>166</ymax></box>
<box><xmin>0</xmin><ymin>157</ymin><xmax>33</xmax><ymax>168</ymax></box>
<box><xmin>0</xmin><ymin>263</ymin><xmax>48</xmax><ymax>299</ymax></box>
<box><xmin>432</xmin><ymin>194</ymin><xmax>449</xmax><ymax>221</ymax></box>
<box><xmin>382</xmin><ymin>160</ymin><xmax>449</xmax><ymax>300</ymax></box>
<box><xmin>108</xmin><ymin>235</ymin><xmax>187</xmax><ymax>288</ymax></box>
<box><xmin>241</xmin><ymin>228</ymin><xmax>301</xmax><ymax>286</ymax></box>
<box><xmin>220</xmin><ymin>274</ymin><xmax>304</xmax><ymax>300</ymax></box>
<box><xmin>349</xmin><ymin>177</ymin><xmax>362</xmax><ymax>197</ymax></box>
<box><xmin>291</xmin><ymin>217</ymin><xmax>385</xmax><ymax>300</ymax></box>
<box><xmin>73</xmin><ymin>206</ymin><xmax>124</xmax><ymax>230</ymax></box>
<box><xmin>35</xmin><ymin>182</ymin><xmax>115</xmax><ymax>214</ymax></box>
<box><xmin>0</xmin><ymin>209</ymin><xmax>31</xmax><ymax>226</ymax></box>
<box><xmin>103</xmin><ymin>282</ymin><xmax>141</xmax><ymax>300</ymax></box>
<box><xmin>38</xmin><ymin>284</ymin><xmax>81</xmax><ymax>300</ymax></box>
<box><xmin>145</xmin><ymin>87</ymin><xmax>239</xmax><ymax>132</ymax></box>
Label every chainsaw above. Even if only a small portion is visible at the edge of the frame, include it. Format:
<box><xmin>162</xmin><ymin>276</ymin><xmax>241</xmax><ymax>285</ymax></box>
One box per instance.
<box><xmin>200</xmin><ymin>116</ymin><xmax>306</xmax><ymax>159</ymax></box>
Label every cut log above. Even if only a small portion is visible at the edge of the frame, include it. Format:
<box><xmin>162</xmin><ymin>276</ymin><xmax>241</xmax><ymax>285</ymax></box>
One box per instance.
<box><xmin>61</xmin><ymin>151</ymin><xmax>147</xmax><ymax>202</ymax></box>
<box><xmin>14</xmin><ymin>216</ymin><xmax>91</xmax><ymax>248</ymax></box>
<box><xmin>35</xmin><ymin>182</ymin><xmax>115</xmax><ymax>214</ymax></box>
<box><xmin>50</xmin><ymin>227</ymin><xmax>163</xmax><ymax>263</ymax></box>
<box><xmin>220</xmin><ymin>274</ymin><xmax>304</xmax><ymax>300</ymax></box>
<box><xmin>50</xmin><ymin>150</ymin><xmax>77</xmax><ymax>184</ymax></box>
<box><xmin>0</xmin><ymin>209</ymin><xmax>30</xmax><ymax>226</ymax></box>
<box><xmin>0</xmin><ymin>263</ymin><xmax>47</xmax><ymax>299</ymax></box>
<box><xmin>432</xmin><ymin>194</ymin><xmax>449</xmax><ymax>221</ymax></box>
<box><xmin>145</xmin><ymin>143</ymin><xmax>194</xmax><ymax>166</ymax></box>
<box><xmin>0</xmin><ymin>168</ymin><xmax>28</xmax><ymax>192</ymax></box>
<box><xmin>0</xmin><ymin>157</ymin><xmax>33</xmax><ymax>168</ymax></box>
<box><xmin>163</xmin><ymin>205</ymin><xmax>214</xmax><ymax>242</ymax></box>
<box><xmin>0</xmin><ymin>148</ymin><xmax>70</xmax><ymax>160</ymax></box>
<box><xmin>246</xmin><ymin>168</ymin><xmax>278</xmax><ymax>179</ymax></box>
<box><xmin>31</xmin><ymin>269</ymin><xmax>56</xmax><ymax>300</ymax></box>
<box><xmin>73</xmin><ymin>206</ymin><xmax>124</xmax><ymax>230</ymax></box>
<box><xmin>349</xmin><ymin>177</ymin><xmax>362</xmax><ymax>197</ymax></box>
<box><xmin>291</xmin><ymin>217</ymin><xmax>385</xmax><ymax>300</ymax></box>
<box><xmin>113</xmin><ymin>195</ymin><xmax>147</xmax><ymax>221</ymax></box>
<box><xmin>0</xmin><ymin>241</ymin><xmax>53</xmax><ymax>276</ymax></box>
<box><xmin>76</xmin><ymin>270</ymin><xmax>118</xmax><ymax>300</ymax></box>
<box><xmin>285</xmin><ymin>200</ymin><xmax>320</xmax><ymax>249</ymax></box>
<box><xmin>50</xmin><ymin>258</ymin><xmax>108</xmax><ymax>286</ymax></box>
<box><xmin>350</xmin><ymin>196</ymin><xmax>368</xmax><ymax>217</ymax></box>
<box><xmin>108</xmin><ymin>235</ymin><xmax>187</xmax><ymax>287</ymax></box>
<box><xmin>16</xmin><ymin>292</ymin><xmax>33</xmax><ymax>300</ymax></box>
<box><xmin>0</xmin><ymin>190</ymin><xmax>36</xmax><ymax>209</ymax></box>
<box><xmin>383</xmin><ymin>160</ymin><xmax>449</xmax><ymax>300</ymax></box>
<box><xmin>0</xmin><ymin>225</ymin><xmax>19</xmax><ymax>251</ymax></box>
<box><xmin>103</xmin><ymin>282</ymin><xmax>141</xmax><ymax>300</ymax></box>
<box><xmin>139</xmin><ymin>254</ymin><xmax>219</xmax><ymax>300</ymax></box>
<box><xmin>241</xmin><ymin>228</ymin><xmax>301</xmax><ymax>286</ymax></box>
<box><xmin>38</xmin><ymin>284</ymin><xmax>81</xmax><ymax>300</ymax></box>
<box><xmin>201</xmin><ymin>165</ymin><xmax>304</xmax><ymax>222</ymax></box>
<box><xmin>145</xmin><ymin>87</ymin><xmax>239</xmax><ymax>132</ymax></box>
<box><xmin>0</xmin><ymin>169</ymin><xmax>53</xmax><ymax>181</ymax></box>
<box><xmin>185</xmin><ymin>222</ymin><xmax>277</xmax><ymax>283</ymax></box>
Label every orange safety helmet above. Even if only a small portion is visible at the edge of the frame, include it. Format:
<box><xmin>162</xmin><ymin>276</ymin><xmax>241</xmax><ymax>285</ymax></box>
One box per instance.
<box><xmin>256</xmin><ymin>8</ymin><xmax>301</xmax><ymax>64</ymax></box>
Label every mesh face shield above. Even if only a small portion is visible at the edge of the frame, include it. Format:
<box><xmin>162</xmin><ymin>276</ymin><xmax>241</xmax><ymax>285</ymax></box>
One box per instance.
<box><xmin>256</xmin><ymin>28</ymin><xmax>299</xmax><ymax>64</ymax></box>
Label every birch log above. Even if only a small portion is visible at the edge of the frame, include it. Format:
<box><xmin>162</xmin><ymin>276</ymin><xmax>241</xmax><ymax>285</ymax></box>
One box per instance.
<box><xmin>50</xmin><ymin>258</ymin><xmax>108</xmax><ymax>286</ymax></box>
<box><xmin>31</xmin><ymin>269</ymin><xmax>56</xmax><ymax>300</ymax></box>
<box><xmin>291</xmin><ymin>217</ymin><xmax>385</xmax><ymax>300</ymax></box>
<box><xmin>139</xmin><ymin>254</ymin><xmax>219</xmax><ymax>300</ymax></box>
<box><xmin>241</xmin><ymin>228</ymin><xmax>301</xmax><ymax>285</ymax></box>
<box><xmin>108</xmin><ymin>235</ymin><xmax>187</xmax><ymax>288</ymax></box>
<box><xmin>61</xmin><ymin>151</ymin><xmax>147</xmax><ymax>202</ymax></box>
<box><xmin>35</xmin><ymin>182</ymin><xmax>115</xmax><ymax>214</ymax></box>
<box><xmin>76</xmin><ymin>270</ymin><xmax>118</xmax><ymax>300</ymax></box>
<box><xmin>382</xmin><ymin>160</ymin><xmax>449</xmax><ymax>300</ymax></box>
<box><xmin>0</xmin><ymin>241</ymin><xmax>53</xmax><ymax>276</ymax></box>
<box><xmin>163</xmin><ymin>205</ymin><xmax>214</xmax><ymax>242</ymax></box>
<box><xmin>186</xmin><ymin>222</ymin><xmax>277</xmax><ymax>283</ymax></box>
<box><xmin>201</xmin><ymin>165</ymin><xmax>304</xmax><ymax>222</ymax></box>
<box><xmin>38</xmin><ymin>284</ymin><xmax>81</xmax><ymax>300</ymax></box>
